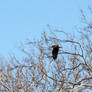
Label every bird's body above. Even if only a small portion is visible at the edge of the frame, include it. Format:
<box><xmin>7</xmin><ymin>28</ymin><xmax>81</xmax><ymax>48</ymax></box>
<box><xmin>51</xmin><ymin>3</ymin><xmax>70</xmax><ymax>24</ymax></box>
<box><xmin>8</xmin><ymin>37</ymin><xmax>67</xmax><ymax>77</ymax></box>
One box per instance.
<box><xmin>51</xmin><ymin>45</ymin><xmax>61</xmax><ymax>60</ymax></box>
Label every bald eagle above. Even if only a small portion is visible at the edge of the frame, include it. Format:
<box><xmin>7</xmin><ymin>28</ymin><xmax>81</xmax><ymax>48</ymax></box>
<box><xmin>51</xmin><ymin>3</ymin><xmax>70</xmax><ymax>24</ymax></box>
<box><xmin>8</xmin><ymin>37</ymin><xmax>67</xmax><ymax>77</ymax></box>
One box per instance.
<box><xmin>51</xmin><ymin>45</ymin><xmax>61</xmax><ymax>60</ymax></box>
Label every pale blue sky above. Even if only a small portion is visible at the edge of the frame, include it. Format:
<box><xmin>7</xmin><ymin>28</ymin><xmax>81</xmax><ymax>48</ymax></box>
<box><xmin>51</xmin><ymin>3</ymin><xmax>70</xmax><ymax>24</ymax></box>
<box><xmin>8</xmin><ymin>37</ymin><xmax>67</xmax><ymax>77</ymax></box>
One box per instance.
<box><xmin>0</xmin><ymin>0</ymin><xmax>91</xmax><ymax>58</ymax></box>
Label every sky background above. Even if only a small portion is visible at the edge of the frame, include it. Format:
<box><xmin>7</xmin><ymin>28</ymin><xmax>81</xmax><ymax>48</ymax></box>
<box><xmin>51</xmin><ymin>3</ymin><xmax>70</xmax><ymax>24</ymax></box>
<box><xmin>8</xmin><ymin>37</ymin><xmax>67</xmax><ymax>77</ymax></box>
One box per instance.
<box><xmin>0</xmin><ymin>0</ymin><xmax>91</xmax><ymax>59</ymax></box>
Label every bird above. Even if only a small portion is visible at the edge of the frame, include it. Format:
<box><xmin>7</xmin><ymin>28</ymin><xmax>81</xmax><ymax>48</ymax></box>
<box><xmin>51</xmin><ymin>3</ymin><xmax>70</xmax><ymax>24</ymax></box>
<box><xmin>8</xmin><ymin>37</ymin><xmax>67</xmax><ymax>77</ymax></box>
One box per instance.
<box><xmin>51</xmin><ymin>45</ymin><xmax>61</xmax><ymax>60</ymax></box>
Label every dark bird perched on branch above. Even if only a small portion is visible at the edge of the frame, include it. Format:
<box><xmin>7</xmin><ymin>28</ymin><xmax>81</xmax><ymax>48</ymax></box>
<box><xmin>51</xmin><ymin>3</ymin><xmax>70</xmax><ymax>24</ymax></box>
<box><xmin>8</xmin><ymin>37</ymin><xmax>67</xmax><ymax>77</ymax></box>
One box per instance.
<box><xmin>51</xmin><ymin>45</ymin><xmax>62</xmax><ymax>60</ymax></box>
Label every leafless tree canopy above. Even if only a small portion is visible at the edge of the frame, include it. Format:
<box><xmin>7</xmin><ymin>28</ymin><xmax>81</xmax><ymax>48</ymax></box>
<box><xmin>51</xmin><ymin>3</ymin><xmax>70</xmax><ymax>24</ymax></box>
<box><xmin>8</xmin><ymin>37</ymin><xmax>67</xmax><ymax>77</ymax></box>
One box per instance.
<box><xmin>0</xmin><ymin>7</ymin><xmax>92</xmax><ymax>92</ymax></box>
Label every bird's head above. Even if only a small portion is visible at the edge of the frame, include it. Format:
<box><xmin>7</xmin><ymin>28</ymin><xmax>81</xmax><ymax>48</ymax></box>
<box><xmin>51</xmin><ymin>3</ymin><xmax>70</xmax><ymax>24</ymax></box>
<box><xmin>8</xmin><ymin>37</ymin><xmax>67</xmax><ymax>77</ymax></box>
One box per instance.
<box><xmin>51</xmin><ymin>45</ymin><xmax>62</xmax><ymax>48</ymax></box>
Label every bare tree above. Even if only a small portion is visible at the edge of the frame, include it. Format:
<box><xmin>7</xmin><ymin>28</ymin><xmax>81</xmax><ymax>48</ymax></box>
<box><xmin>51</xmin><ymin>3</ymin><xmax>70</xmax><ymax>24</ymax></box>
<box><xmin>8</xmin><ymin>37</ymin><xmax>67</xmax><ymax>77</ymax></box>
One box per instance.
<box><xmin>0</xmin><ymin>7</ymin><xmax>92</xmax><ymax>92</ymax></box>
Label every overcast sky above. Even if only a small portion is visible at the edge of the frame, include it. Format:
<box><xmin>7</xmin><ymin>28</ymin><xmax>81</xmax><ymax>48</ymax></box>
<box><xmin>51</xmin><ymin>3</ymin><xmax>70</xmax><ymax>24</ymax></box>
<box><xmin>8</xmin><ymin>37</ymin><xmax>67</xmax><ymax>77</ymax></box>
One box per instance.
<box><xmin>0</xmin><ymin>0</ymin><xmax>91</xmax><ymax>58</ymax></box>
